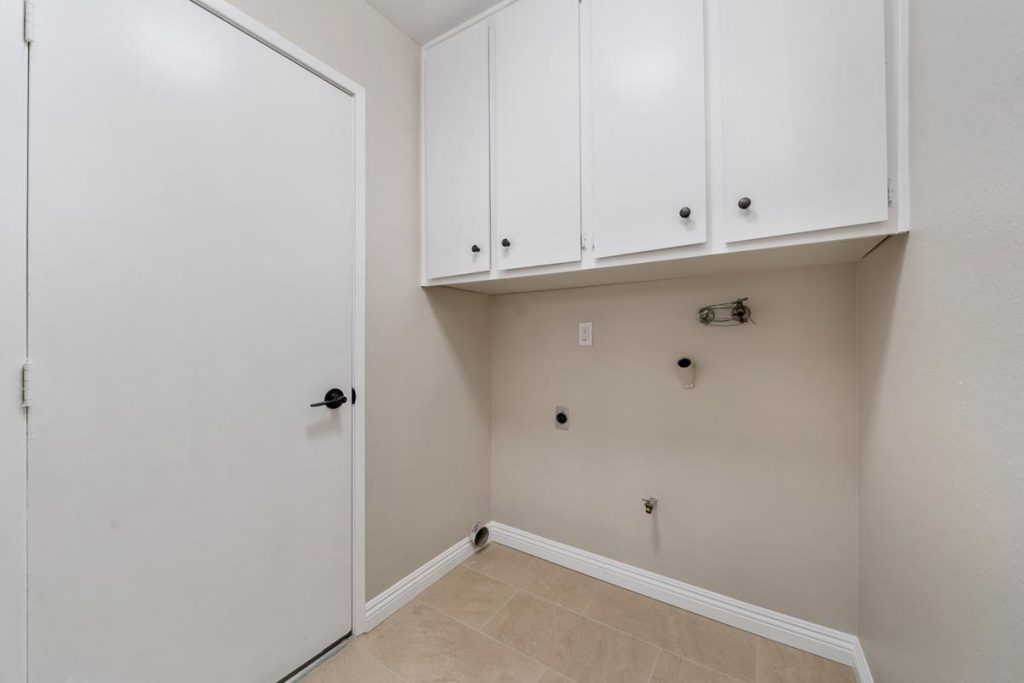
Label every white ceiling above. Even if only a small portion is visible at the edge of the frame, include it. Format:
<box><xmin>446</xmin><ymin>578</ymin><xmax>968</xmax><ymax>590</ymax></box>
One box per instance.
<box><xmin>365</xmin><ymin>0</ymin><xmax>504</xmax><ymax>45</ymax></box>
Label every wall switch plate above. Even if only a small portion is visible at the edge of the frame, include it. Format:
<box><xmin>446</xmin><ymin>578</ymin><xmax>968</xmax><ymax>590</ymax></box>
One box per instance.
<box><xmin>578</xmin><ymin>321</ymin><xmax>593</xmax><ymax>346</ymax></box>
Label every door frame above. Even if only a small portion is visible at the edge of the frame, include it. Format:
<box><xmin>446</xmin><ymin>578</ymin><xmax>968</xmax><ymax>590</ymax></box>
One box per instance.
<box><xmin>4</xmin><ymin>5</ymin><xmax>370</xmax><ymax>679</ymax></box>
<box><xmin>188</xmin><ymin>0</ymin><xmax>370</xmax><ymax>637</ymax></box>
<box><xmin>1</xmin><ymin>2</ymin><xmax>29</xmax><ymax>682</ymax></box>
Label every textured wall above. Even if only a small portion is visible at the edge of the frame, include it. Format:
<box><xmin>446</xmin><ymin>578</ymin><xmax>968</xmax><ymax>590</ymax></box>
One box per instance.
<box><xmin>855</xmin><ymin>1</ymin><xmax>1024</xmax><ymax>680</ymax></box>
<box><xmin>491</xmin><ymin>266</ymin><xmax>859</xmax><ymax>631</ymax></box>
<box><xmin>227</xmin><ymin>0</ymin><xmax>492</xmax><ymax>598</ymax></box>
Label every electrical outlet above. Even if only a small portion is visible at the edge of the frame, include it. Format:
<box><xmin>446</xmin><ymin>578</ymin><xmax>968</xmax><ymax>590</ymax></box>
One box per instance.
<box><xmin>578</xmin><ymin>321</ymin><xmax>593</xmax><ymax>346</ymax></box>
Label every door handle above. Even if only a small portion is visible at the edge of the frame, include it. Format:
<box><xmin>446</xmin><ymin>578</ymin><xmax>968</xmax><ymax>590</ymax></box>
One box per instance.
<box><xmin>310</xmin><ymin>388</ymin><xmax>348</xmax><ymax>409</ymax></box>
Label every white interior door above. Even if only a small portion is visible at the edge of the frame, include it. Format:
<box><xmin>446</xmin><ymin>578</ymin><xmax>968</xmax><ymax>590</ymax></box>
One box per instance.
<box><xmin>718</xmin><ymin>0</ymin><xmax>888</xmax><ymax>242</ymax></box>
<box><xmin>494</xmin><ymin>0</ymin><xmax>581</xmax><ymax>270</ymax></box>
<box><xmin>27</xmin><ymin>1</ymin><xmax>354</xmax><ymax>681</ymax></box>
<box><xmin>424</xmin><ymin>22</ymin><xmax>491</xmax><ymax>280</ymax></box>
<box><xmin>590</xmin><ymin>0</ymin><xmax>706</xmax><ymax>257</ymax></box>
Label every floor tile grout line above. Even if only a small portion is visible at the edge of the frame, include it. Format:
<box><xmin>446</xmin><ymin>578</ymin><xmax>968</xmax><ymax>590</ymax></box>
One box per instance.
<box><xmin>472</xmin><ymin>549</ymin><xmax>761</xmax><ymax>682</ymax></box>
<box><xmin>460</xmin><ymin>564</ymin><xmax>519</xmax><ymax>596</ymax></box>
<box><xmin>460</xmin><ymin>590</ymin><xmax>579</xmax><ymax>681</ymax></box>
<box><xmin>374</xmin><ymin>656</ymin><xmax>412</xmax><ymax>683</ymax></box>
<box><xmin>580</xmin><ymin>598</ymin><xmax>758</xmax><ymax>680</ymax></box>
<box><xmin>417</xmin><ymin>566</ymin><xmax>518</xmax><ymax>631</ymax></box>
<box><xmin>348</xmin><ymin>640</ymin><xmax>413</xmax><ymax>683</ymax></box>
<box><xmin>511</xmin><ymin>584</ymin><xmax>665</xmax><ymax>655</ymax></box>
<box><xmin>479</xmin><ymin>586</ymin><xmax>663</xmax><ymax>680</ymax></box>
<box><xmin>754</xmin><ymin>637</ymin><xmax>760</xmax><ymax>683</ymax></box>
<box><xmin>486</xmin><ymin>574</ymin><xmax>756</xmax><ymax>683</ymax></box>
<box><xmin>658</xmin><ymin>646</ymin><xmax>751</xmax><ymax>683</ymax></box>
<box><xmin>434</xmin><ymin>559</ymin><xmax>577</xmax><ymax>678</ymax></box>
<box><xmin>349</xmin><ymin>548</ymin><xmax>848</xmax><ymax>683</ymax></box>
<box><xmin>577</xmin><ymin>583</ymin><xmax>599</xmax><ymax>616</ymax></box>
<box><xmin>470</xmin><ymin>553</ymin><xmax>653</xmax><ymax>660</ymax></box>
<box><xmin>367</xmin><ymin>552</ymin><xmax>754</xmax><ymax>683</ymax></box>
<box><xmin>475</xmin><ymin>585</ymin><xmax>522</xmax><ymax>632</ymax></box>
<box><xmin>478</xmin><ymin>544</ymin><xmax>853</xmax><ymax>682</ymax></box>
<box><xmin>410</xmin><ymin>598</ymin><xmax>555</xmax><ymax>678</ymax></box>
<box><xmin>464</xmin><ymin>554</ymin><xmax>600</xmax><ymax>618</ymax></box>
<box><xmin>648</xmin><ymin>649</ymin><xmax>663</xmax><ymax>683</ymax></box>
<box><xmin>467</xmin><ymin>545</ymin><xmax>597</xmax><ymax>616</ymax></box>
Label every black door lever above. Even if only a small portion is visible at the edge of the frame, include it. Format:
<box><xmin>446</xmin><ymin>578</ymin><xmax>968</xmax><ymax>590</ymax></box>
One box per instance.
<box><xmin>310</xmin><ymin>388</ymin><xmax>347</xmax><ymax>409</ymax></box>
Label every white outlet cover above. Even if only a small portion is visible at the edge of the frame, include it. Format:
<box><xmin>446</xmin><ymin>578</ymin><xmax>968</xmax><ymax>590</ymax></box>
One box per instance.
<box><xmin>579</xmin><ymin>321</ymin><xmax>593</xmax><ymax>346</ymax></box>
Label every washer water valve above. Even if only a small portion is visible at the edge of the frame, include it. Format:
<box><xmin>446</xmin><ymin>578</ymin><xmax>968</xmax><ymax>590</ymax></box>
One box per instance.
<box><xmin>642</xmin><ymin>496</ymin><xmax>658</xmax><ymax>514</ymax></box>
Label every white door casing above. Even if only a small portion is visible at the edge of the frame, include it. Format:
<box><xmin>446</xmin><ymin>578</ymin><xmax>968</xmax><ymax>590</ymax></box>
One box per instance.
<box><xmin>0</xmin><ymin>2</ymin><xmax>28</xmax><ymax>682</ymax></box>
<box><xmin>26</xmin><ymin>0</ymin><xmax>366</xmax><ymax>681</ymax></box>
<box><xmin>590</xmin><ymin>0</ymin><xmax>707</xmax><ymax>257</ymax></box>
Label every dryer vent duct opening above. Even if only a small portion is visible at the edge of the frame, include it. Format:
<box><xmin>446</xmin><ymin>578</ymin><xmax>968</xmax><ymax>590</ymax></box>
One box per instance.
<box><xmin>469</xmin><ymin>524</ymin><xmax>490</xmax><ymax>549</ymax></box>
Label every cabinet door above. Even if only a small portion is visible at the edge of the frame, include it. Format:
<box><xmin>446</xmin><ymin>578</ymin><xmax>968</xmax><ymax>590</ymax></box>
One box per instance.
<box><xmin>591</xmin><ymin>0</ymin><xmax>706</xmax><ymax>258</ymax></box>
<box><xmin>424</xmin><ymin>22</ymin><xmax>491</xmax><ymax>279</ymax></box>
<box><xmin>719</xmin><ymin>0</ymin><xmax>888</xmax><ymax>242</ymax></box>
<box><xmin>494</xmin><ymin>0</ymin><xmax>581</xmax><ymax>270</ymax></box>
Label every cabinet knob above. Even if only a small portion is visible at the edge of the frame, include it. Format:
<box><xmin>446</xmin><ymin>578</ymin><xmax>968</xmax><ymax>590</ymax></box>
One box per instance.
<box><xmin>501</xmin><ymin>238</ymin><xmax>511</xmax><ymax>248</ymax></box>
<box><xmin>738</xmin><ymin>197</ymin><xmax>752</xmax><ymax>210</ymax></box>
<box><xmin>679</xmin><ymin>207</ymin><xmax>691</xmax><ymax>219</ymax></box>
<box><xmin>471</xmin><ymin>244</ymin><xmax>481</xmax><ymax>253</ymax></box>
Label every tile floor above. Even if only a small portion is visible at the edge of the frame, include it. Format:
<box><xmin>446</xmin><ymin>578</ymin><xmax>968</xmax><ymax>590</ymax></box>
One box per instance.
<box><xmin>304</xmin><ymin>543</ymin><xmax>856</xmax><ymax>683</ymax></box>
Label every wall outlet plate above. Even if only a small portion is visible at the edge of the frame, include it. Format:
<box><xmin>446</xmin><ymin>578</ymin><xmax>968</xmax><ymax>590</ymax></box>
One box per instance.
<box><xmin>579</xmin><ymin>321</ymin><xmax>593</xmax><ymax>346</ymax></box>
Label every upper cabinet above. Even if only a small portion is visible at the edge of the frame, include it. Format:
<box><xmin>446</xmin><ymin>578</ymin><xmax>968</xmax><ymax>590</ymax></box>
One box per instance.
<box><xmin>421</xmin><ymin>0</ymin><xmax>903</xmax><ymax>293</ymax></box>
<box><xmin>423</xmin><ymin>21</ymin><xmax>491</xmax><ymax>280</ymax></box>
<box><xmin>718</xmin><ymin>0</ymin><xmax>889</xmax><ymax>242</ymax></box>
<box><xmin>590</xmin><ymin>0</ymin><xmax>707</xmax><ymax>258</ymax></box>
<box><xmin>493</xmin><ymin>0</ymin><xmax>581</xmax><ymax>270</ymax></box>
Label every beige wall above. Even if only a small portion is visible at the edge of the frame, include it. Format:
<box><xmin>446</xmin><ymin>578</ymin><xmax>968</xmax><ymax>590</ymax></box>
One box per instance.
<box><xmin>855</xmin><ymin>1</ymin><xmax>1024</xmax><ymax>680</ymax></box>
<box><xmin>227</xmin><ymin>0</ymin><xmax>492</xmax><ymax>598</ymax></box>
<box><xmin>491</xmin><ymin>266</ymin><xmax>859</xmax><ymax>631</ymax></box>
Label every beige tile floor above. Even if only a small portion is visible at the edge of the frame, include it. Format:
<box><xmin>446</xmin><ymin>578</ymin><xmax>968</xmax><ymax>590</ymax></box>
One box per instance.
<box><xmin>304</xmin><ymin>543</ymin><xmax>856</xmax><ymax>683</ymax></box>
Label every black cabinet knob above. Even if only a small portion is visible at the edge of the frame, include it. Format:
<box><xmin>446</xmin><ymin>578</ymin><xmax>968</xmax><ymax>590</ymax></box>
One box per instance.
<box><xmin>679</xmin><ymin>207</ymin><xmax>691</xmax><ymax>219</ymax></box>
<box><xmin>738</xmin><ymin>197</ymin><xmax>752</xmax><ymax>210</ymax></box>
<box><xmin>501</xmin><ymin>238</ymin><xmax>511</xmax><ymax>247</ymax></box>
<box><xmin>471</xmin><ymin>244</ymin><xmax>481</xmax><ymax>253</ymax></box>
<box><xmin>555</xmin><ymin>411</ymin><xmax>568</xmax><ymax>425</ymax></box>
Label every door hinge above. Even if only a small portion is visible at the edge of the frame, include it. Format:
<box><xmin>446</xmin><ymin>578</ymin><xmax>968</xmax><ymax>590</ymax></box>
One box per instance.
<box><xmin>21</xmin><ymin>361</ymin><xmax>34</xmax><ymax>409</ymax></box>
<box><xmin>23</xmin><ymin>0</ymin><xmax>35</xmax><ymax>44</ymax></box>
<box><xmin>887</xmin><ymin>177</ymin><xmax>896</xmax><ymax>207</ymax></box>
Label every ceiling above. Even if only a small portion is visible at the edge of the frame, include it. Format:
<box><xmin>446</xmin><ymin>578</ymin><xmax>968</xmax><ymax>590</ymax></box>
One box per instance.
<box><xmin>365</xmin><ymin>0</ymin><xmax>504</xmax><ymax>45</ymax></box>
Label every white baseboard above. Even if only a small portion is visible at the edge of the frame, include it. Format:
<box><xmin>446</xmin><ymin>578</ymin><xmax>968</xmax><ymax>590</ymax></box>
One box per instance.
<box><xmin>851</xmin><ymin>639</ymin><xmax>875</xmax><ymax>683</ymax></box>
<box><xmin>360</xmin><ymin>522</ymin><xmax>874</xmax><ymax>683</ymax></box>
<box><xmin>488</xmin><ymin>522</ymin><xmax>874</xmax><ymax>683</ymax></box>
<box><xmin>363</xmin><ymin>536</ymin><xmax>476</xmax><ymax>631</ymax></box>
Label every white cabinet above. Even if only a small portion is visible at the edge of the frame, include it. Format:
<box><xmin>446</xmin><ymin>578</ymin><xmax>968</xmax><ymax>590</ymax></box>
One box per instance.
<box><xmin>493</xmin><ymin>0</ymin><xmax>581</xmax><ymax>270</ymax></box>
<box><xmin>590</xmin><ymin>0</ymin><xmax>707</xmax><ymax>258</ymax></box>
<box><xmin>420</xmin><ymin>0</ymin><xmax>901</xmax><ymax>294</ymax></box>
<box><xmin>718</xmin><ymin>0</ymin><xmax>889</xmax><ymax>242</ymax></box>
<box><xmin>423</xmin><ymin>21</ymin><xmax>491</xmax><ymax>279</ymax></box>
